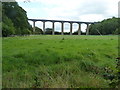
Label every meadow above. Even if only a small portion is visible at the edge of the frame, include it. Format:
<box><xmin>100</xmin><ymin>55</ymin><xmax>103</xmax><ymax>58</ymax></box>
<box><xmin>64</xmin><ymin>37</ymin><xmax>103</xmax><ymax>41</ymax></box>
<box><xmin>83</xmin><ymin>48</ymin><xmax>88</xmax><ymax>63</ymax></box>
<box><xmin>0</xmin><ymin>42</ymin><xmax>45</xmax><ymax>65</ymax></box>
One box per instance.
<box><xmin>2</xmin><ymin>35</ymin><xmax>118</xmax><ymax>88</ymax></box>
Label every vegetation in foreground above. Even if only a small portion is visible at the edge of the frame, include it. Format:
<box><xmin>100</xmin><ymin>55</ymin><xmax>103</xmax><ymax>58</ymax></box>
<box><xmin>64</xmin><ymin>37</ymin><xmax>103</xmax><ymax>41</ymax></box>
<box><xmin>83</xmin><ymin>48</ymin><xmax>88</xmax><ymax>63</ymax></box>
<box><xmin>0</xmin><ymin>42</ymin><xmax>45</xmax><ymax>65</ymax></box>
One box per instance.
<box><xmin>2</xmin><ymin>35</ymin><xmax>118</xmax><ymax>88</ymax></box>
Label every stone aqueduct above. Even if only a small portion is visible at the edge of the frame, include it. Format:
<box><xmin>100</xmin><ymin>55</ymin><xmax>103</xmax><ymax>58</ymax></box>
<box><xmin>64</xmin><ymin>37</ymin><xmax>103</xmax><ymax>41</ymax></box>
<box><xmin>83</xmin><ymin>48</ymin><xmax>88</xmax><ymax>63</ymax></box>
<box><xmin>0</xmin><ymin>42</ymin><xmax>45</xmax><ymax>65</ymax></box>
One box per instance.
<box><xmin>28</xmin><ymin>19</ymin><xmax>96</xmax><ymax>35</ymax></box>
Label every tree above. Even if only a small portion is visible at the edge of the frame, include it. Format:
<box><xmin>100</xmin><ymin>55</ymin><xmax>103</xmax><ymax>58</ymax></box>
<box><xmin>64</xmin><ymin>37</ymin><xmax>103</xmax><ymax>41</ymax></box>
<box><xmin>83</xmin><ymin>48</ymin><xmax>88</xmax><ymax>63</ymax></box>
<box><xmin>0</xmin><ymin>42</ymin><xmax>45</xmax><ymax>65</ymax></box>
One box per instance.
<box><xmin>89</xmin><ymin>17</ymin><xmax>119</xmax><ymax>35</ymax></box>
<box><xmin>34</xmin><ymin>27</ymin><xmax>43</xmax><ymax>34</ymax></box>
<box><xmin>45</xmin><ymin>28</ymin><xmax>53</xmax><ymax>34</ymax></box>
<box><xmin>73</xmin><ymin>30</ymin><xmax>86</xmax><ymax>35</ymax></box>
<box><xmin>2</xmin><ymin>14</ymin><xmax>15</xmax><ymax>37</ymax></box>
<box><xmin>2</xmin><ymin>2</ymin><xmax>32</xmax><ymax>36</ymax></box>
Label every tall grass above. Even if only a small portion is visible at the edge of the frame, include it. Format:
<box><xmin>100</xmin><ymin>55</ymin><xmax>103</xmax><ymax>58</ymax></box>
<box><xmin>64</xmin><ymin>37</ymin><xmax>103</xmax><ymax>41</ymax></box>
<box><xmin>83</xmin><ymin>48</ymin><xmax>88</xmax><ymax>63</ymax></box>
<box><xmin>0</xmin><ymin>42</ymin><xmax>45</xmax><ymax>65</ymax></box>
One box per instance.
<box><xmin>2</xmin><ymin>35</ymin><xmax>118</xmax><ymax>88</ymax></box>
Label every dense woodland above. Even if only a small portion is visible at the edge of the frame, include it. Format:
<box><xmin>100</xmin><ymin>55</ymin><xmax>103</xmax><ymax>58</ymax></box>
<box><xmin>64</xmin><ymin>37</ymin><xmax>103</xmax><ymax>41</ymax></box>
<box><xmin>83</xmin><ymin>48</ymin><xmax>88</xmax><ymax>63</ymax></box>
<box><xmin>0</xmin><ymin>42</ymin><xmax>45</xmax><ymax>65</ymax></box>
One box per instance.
<box><xmin>2</xmin><ymin>2</ymin><xmax>32</xmax><ymax>37</ymax></box>
<box><xmin>2</xmin><ymin>2</ymin><xmax>120</xmax><ymax>37</ymax></box>
<box><xmin>90</xmin><ymin>17</ymin><xmax>120</xmax><ymax>35</ymax></box>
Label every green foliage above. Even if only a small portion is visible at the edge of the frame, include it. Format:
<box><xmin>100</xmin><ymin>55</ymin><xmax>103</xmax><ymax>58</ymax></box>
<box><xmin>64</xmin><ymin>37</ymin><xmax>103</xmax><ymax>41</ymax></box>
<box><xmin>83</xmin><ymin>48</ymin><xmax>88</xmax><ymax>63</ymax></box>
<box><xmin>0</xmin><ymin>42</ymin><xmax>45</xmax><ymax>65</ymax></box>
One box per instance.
<box><xmin>90</xmin><ymin>17</ymin><xmax>119</xmax><ymax>35</ymax></box>
<box><xmin>2</xmin><ymin>2</ymin><xmax>32</xmax><ymax>36</ymax></box>
<box><xmin>109</xmin><ymin>57</ymin><xmax>120</xmax><ymax>88</ymax></box>
<box><xmin>2</xmin><ymin>15</ymin><xmax>15</xmax><ymax>37</ymax></box>
<box><xmin>2</xmin><ymin>35</ymin><xmax>118</xmax><ymax>88</ymax></box>
<box><xmin>73</xmin><ymin>31</ymin><xmax>86</xmax><ymax>35</ymax></box>
<box><xmin>45</xmin><ymin>28</ymin><xmax>53</xmax><ymax>34</ymax></box>
<box><xmin>113</xmin><ymin>28</ymin><xmax>120</xmax><ymax>35</ymax></box>
<box><xmin>34</xmin><ymin>27</ymin><xmax>43</xmax><ymax>34</ymax></box>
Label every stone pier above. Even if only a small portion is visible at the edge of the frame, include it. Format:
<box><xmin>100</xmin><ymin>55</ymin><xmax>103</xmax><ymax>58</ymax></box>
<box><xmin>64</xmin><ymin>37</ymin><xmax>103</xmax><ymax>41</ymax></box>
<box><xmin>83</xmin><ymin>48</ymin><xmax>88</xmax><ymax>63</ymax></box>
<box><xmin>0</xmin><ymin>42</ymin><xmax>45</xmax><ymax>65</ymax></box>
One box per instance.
<box><xmin>78</xmin><ymin>23</ymin><xmax>81</xmax><ymax>35</ymax></box>
<box><xmin>52</xmin><ymin>22</ymin><xmax>55</xmax><ymax>35</ymax></box>
<box><xmin>33</xmin><ymin>21</ymin><xmax>36</xmax><ymax>33</ymax></box>
<box><xmin>70</xmin><ymin>23</ymin><xmax>73</xmax><ymax>35</ymax></box>
<box><xmin>28</xmin><ymin>19</ymin><xmax>95</xmax><ymax>35</ymax></box>
<box><xmin>86</xmin><ymin>24</ymin><xmax>90</xmax><ymax>35</ymax></box>
<box><xmin>61</xmin><ymin>22</ymin><xmax>64</xmax><ymax>35</ymax></box>
<box><xmin>43</xmin><ymin>21</ymin><xmax>45</xmax><ymax>34</ymax></box>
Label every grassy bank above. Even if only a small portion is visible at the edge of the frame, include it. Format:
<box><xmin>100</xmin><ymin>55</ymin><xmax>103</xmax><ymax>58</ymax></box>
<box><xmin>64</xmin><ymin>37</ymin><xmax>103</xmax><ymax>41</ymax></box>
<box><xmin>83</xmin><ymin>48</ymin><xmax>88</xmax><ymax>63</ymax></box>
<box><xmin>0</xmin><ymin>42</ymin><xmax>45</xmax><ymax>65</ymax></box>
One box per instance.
<box><xmin>2</xmin><ymin>35</ymin><xmax>118</xmax><ymax>88</ymax></box>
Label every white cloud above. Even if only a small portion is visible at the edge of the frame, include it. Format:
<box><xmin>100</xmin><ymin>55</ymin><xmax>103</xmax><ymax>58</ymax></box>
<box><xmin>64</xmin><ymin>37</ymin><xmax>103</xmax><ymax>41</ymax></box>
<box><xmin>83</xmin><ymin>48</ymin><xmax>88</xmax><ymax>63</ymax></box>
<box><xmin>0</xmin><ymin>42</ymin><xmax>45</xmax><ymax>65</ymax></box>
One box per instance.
<box><xmin>79</xmin><ymin>14</ymin><xmax>105</xmax><ymax>22</ymax></box>
<box><xmin>18</xmin><ymin>0</ymin><xmax>119</xmax><ymax>32</ymax></box>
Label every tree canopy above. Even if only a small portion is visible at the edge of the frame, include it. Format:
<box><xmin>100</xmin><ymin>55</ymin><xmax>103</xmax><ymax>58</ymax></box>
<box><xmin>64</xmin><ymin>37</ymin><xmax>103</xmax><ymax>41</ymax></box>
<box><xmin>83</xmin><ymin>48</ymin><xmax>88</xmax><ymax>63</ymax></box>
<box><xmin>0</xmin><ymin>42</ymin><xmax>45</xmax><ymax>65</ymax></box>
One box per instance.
<box><xmin>2</xmin><ymin>2</ymin><xmax>32</xmax><ymax>37</ymax></box>
<box><xmin>89</xmin><ymin>17</ymin><xmax>120</xmax><ymax>35</ymax></box>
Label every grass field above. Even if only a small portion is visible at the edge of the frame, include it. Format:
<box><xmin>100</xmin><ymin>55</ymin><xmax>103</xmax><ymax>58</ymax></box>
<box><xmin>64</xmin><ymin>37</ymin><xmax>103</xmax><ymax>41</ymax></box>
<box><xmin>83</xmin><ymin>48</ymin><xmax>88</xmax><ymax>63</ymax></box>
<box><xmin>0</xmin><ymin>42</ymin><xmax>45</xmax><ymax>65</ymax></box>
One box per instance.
<box><xmin>2</xmin><ymin>35</ymin><xmax>118</xmax><ymax>88</ymax></box>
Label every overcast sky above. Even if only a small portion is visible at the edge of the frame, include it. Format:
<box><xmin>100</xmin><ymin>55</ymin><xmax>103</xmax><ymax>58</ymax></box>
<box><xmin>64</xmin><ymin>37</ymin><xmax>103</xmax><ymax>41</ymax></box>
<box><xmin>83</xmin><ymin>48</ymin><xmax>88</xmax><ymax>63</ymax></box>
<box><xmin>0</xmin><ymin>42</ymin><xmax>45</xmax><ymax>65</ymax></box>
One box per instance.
<box><xmin>17</xmin><ymin>0</ymin><xmax>119</xmax><ymax>32</ymax></box>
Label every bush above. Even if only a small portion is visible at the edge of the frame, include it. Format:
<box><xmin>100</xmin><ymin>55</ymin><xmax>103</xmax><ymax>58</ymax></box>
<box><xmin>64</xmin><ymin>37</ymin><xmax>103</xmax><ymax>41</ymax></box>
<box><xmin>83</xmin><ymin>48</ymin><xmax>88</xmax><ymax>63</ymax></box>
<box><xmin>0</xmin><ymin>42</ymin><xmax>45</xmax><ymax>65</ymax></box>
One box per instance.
<box><xmin>2</xmin><ymin>22</ymin><xmax>15</xmax><ymax>37</ymax></box>
<box><xmin>113</xmin><ymin>28</ymin><xmax>120</xmax><ymax>35</ymax></box>
<box><xmin>90</xmin><ymin>17</ymin><xmax>119</xmax><ymax>35</ymax></box>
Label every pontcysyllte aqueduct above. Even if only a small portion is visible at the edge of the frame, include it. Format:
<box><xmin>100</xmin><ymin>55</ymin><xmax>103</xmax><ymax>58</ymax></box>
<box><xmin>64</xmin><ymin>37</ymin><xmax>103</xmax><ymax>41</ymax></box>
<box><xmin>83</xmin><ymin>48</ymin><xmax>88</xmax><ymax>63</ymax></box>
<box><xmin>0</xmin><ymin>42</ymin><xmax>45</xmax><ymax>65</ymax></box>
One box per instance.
<box><xmin>28</xmin><ymin>19</ymin><xmax>97</xmax><ymax>35</ymax></box>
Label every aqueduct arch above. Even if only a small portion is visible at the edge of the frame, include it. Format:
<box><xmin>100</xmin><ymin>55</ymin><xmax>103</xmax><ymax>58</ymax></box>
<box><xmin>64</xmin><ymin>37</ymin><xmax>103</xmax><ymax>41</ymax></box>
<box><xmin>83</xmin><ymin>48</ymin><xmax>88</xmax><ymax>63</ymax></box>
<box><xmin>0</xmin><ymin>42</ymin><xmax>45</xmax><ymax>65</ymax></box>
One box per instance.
<box><xmin>28</xmin><ymin>19</ymin><xmax>95</xmax><ymax>35</ymax></box>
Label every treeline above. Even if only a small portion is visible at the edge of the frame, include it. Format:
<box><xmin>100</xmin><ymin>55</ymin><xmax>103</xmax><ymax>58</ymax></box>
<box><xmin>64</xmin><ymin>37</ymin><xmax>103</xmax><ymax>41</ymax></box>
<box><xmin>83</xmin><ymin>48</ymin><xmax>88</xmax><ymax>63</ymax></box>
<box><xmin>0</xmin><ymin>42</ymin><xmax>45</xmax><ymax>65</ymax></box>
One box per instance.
<box><xmin>89</xmin><ymin>17</ymin><xmax>120</xmax><ymax>35</ymax></box>
<box><xmin>2</xmin><ymin>2</ymin><xmax>32</xmax><ymax>37</ymax></box>
<box><xmin>43</xmin><ymin>17</ymin><xmax>120</xmax><ymax>35</ymax></box>
<box><xmin>41</xmin><ymin>28</ymin><xmax>86</xmax><ymax>35</ymax></box>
